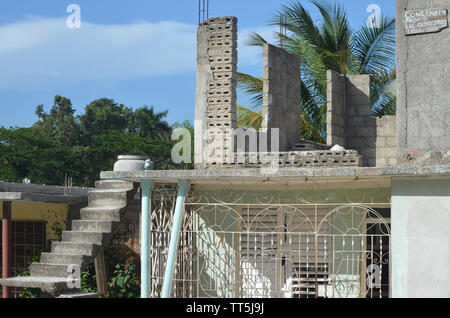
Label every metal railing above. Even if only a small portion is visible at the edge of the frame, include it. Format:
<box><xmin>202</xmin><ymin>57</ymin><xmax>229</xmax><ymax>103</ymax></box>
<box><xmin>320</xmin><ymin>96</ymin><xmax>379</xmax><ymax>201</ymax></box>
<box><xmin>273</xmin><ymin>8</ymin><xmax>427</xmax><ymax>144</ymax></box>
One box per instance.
<box><xmin>149</xmin><ymin>187</ymin><xmax>391</xmax><ymax>298</ymax></box>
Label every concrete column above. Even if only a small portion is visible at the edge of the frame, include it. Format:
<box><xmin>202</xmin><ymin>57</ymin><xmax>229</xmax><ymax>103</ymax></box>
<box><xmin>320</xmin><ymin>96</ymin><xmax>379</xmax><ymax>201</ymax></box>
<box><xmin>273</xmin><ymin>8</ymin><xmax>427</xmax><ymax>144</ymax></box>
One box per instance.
<box><xmin>140</xmin><ymin>180</ymin><xmax>154</xmax><ymax>298</ymax></box>
<box><xmin>2</xmin><ymin>201</ymin><xmax>11</xmax><ymax>298</ymax></box>
<box><xmin>161</xmin><ymin>180</ymin><xmax>190</xmax><ymax>298</ymax></box>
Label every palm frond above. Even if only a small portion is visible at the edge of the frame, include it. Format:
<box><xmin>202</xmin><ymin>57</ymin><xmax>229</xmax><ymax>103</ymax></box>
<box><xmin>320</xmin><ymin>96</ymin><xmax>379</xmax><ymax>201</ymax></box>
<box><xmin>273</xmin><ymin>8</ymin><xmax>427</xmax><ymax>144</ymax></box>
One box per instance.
<box><xmin>371</xmin><ymin>68</ymin><xmax>397</xmax><ymax>116</ymax></box>
<box><xmin>246</xmin><ymin>32</ymin><xmax>268</xmax><ymax>47</ymax></box>
<box><xmin>352</xmin><ymin>16</ymin><xmax>396</xmax><ymax>73</ymax></box>
<box><xmin>236</xmin><ymin>105</ymin><xmax>263</xmax><ymax>129</ymax></box>
<box><xmin>311</xmin><ymin>0</ymin><xmax>351</xmax><ymax>53</ymax></box>
<box><xmin>372</xmin><ymin>97</ymin><xmax>396</xmax><ymax>117</ymax></box>
<box><xmin>272</xmin><ymin>1</ymin><xmax>323</xmax><ymax>51</ymax></box>
<box><xmin>236</xmin><ymin>72</ymin><xmax>264</xmax><ymax>112</ymax></box>
<box><xmin>238</xmin><ymin>0</ymin><xmax>396</xmax><ymax>143</ymax></box>
<box><xmin>300</xmin><ymin>112</ymin><xmax>325</xmax><ymax>144</ymax></box>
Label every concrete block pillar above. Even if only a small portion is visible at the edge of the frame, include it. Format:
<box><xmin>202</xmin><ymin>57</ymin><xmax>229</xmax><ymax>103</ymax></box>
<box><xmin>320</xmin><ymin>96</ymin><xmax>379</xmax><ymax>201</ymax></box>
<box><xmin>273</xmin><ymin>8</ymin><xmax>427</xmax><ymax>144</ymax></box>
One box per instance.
<box><xmin>194</xmin><ymin>17</ymin><xmax>238</xmax><ymax>168</ymax></box>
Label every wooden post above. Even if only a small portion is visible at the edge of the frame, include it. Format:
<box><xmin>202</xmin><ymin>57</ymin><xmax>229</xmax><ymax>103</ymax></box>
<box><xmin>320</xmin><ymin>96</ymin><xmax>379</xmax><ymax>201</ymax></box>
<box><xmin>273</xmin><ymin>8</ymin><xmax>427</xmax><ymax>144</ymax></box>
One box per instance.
<box><xmin>94</xmin><ymin>249</ymin><xmax>108</xmax><ymax>297</ymax></box>
<box><xmin>2</xmin><ymin>201</ymin><xmax>12</xmax><ymax>298</ymax></box>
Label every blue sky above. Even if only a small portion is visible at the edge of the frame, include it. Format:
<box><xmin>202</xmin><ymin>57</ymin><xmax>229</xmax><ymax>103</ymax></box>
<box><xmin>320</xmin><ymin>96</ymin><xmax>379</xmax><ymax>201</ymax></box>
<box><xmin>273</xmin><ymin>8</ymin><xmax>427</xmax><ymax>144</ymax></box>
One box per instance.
<box><xmin>0</xmin><ymin>0</ymin><xmax>395</xmax><ymax>128</ymax></box>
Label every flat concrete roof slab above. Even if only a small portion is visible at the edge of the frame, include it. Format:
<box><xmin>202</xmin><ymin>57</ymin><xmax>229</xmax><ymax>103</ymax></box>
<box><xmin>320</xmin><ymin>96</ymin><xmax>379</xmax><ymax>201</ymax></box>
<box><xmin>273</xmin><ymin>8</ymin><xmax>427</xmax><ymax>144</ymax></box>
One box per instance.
<box><xmin>0</xmin><ymin>182</ymin><xmax>89</xmax><ymax>204</ymax></box>
<box><xmin>100</xmin><ymin>165</ymin><xmax>450</xmax><ymax>185</ymax></box>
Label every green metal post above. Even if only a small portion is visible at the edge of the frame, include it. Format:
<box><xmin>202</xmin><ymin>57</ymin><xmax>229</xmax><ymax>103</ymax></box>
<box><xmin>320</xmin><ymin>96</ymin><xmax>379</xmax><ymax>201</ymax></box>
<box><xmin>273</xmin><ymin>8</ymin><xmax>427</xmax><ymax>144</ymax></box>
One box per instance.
<box><xmin>140</xmin><ymin>180</ymin><xmax>154</xmax><ymax>298</ymax></box>
<box><xmin>161</xmin><ymin>180</ymin><xmax>190</xmax><ymax>298</ymax></box>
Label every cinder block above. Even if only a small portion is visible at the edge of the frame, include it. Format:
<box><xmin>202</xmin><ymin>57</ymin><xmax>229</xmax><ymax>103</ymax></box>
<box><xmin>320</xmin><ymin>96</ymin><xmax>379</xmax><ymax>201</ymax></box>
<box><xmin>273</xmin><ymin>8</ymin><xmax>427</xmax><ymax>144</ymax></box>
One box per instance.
<box><xmin>377</xmin><ymin>157</ymin><xmax>387</xmax><ymax>167</ymax></box>
<box><xmin>347</xmin><ymin>116</ymin><xmax>365</xmax><ymax>127</ymax></box>
<box><xmin>376</xmin><ymin>137</ymin><xmax>386</xmax><ymax>147</ymax></box>
<box><xmin>386</xmin><ymin>137</ymin><xmax>397</xmax><ymax>147</ymax></box>
<box><xmin>377</xmin><ymin>147</ymin><xmax>397</xmax><ymax>158</ymax></box>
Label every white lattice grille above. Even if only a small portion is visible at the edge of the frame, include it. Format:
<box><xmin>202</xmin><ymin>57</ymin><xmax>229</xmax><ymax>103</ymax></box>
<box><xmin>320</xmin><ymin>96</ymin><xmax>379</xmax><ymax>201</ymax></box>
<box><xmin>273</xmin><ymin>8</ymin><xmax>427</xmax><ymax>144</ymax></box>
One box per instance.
<box><xmin>149</xmin><ymin>187</ymin><xmax>391</xmax><ymax>298</ymax></box>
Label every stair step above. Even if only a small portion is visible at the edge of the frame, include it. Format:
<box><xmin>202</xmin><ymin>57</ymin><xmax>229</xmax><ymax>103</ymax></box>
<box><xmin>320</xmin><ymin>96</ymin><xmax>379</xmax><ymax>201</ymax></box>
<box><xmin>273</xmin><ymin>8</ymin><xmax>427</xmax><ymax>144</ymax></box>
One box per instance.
<box><xmin>0</xmin><ymin>276</ymin><xmax>80</xmax><ymax>296</ymax></box>
<box><xmin>95</xmin><ymin>180</ymin><xmax>134</xmax><ymax>190</ymax></box>
<box><xmin>30</xmin><ymin>263</ymin><xmax>72</xmax><ymax>278</ymax></box>
<box><xmin>72</xmin><ymin>220</ymin><xmax>114</xmax><ymax>233</ymax></box>
<box><xmin>62</xmin><ymin>231</ymin><xmax>104</xmax><ymax>245</ymax></box>
<box><xmin>80</xmin><ymin>206</ymin><xmax>122</xmax><ymax>221</ymax></box>
<box><xmin>88</xmin><ymin>189</ymin><xmax>128</xmax><ymax>206</ymax></box>
<box><xmin>41</xmin><ymin>253</ymin><xmax>89</xmax><ymax>266</ymax></box>
<box><xmin>51</xmin><ymin>242</ymin><xmax>96</xmax><ymax>256</ymax></box>
<box><xmin>0</xmin><ymin>178</ymin><xmax>138</xmax><ymax>298</ymax></box>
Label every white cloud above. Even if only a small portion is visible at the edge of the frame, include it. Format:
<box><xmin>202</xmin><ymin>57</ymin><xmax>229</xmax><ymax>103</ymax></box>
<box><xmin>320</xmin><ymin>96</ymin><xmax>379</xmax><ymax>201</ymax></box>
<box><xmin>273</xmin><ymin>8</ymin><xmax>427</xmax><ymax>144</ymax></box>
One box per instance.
<box><xmin>0</xmin><ymin>18</ymin><xmax>197</xmax><ymax>91</ymax></box>
<box><xmin>0</xmin><ymin>17</ymin><xmax>274</xmax><ymax>91</ymax></box>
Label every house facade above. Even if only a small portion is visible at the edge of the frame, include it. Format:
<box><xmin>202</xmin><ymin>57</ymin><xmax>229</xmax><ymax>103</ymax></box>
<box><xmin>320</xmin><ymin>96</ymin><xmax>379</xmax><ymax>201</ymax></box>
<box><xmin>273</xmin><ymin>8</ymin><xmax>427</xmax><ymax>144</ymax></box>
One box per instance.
<box><xmin>101</xmin><ymin>1</ymin><xmax>450</xmax><ymax>299</ymax></box>
<box><xmin>1</xmin><ymin>0</ymin><xmax>448</xmax><ymax>299</ymax></box>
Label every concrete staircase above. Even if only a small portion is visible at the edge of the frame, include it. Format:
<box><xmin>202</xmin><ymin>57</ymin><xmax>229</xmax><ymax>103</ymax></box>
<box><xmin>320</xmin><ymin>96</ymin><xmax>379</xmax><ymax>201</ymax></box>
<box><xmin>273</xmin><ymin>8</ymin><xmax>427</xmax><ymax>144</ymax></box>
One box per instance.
<box><xmin>0</xmin><ymin>180</ymin><xmax>138</xmax><ymax>298</ymax></box>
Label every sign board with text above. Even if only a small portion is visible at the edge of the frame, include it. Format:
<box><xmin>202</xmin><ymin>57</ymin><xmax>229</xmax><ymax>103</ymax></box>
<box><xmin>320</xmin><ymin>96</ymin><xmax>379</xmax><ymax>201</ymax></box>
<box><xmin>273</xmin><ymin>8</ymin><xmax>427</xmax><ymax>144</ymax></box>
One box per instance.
<box><xmin>404</xmin><ymin>8</ymin><xmax>448</xmax><ymax>35</ymax></box>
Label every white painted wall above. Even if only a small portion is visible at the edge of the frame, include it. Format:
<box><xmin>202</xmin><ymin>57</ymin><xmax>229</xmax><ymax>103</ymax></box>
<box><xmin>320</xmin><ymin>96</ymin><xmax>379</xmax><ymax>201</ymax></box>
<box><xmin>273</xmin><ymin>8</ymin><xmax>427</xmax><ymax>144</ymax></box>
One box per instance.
<box><xmin>391</xmin><ymin>177</ymin><xmax>450</xmax><ymax>298</ymax></box>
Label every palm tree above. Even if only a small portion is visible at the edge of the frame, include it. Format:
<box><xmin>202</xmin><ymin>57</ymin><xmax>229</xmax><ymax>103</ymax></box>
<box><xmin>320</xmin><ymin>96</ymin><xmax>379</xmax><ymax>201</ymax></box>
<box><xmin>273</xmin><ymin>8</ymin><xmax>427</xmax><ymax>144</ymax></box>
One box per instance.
<box><xmin>237</xmin><ymin>0</ymin><xmax>396</xmax><ymax>144</ymax></box>
<box><xmin>130</xmin><ymin>106</ymin><xmax>171</xmax><ymax>140</ymax></box>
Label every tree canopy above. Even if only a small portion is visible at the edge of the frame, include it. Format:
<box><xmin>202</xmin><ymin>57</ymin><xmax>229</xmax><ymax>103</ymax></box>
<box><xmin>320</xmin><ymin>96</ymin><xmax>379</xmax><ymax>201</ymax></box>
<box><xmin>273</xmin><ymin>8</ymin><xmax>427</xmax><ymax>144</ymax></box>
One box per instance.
<box><xmin>0</xmin><ymin>95</ymin><xmax>189</xmax><ymax>187</ymax></box>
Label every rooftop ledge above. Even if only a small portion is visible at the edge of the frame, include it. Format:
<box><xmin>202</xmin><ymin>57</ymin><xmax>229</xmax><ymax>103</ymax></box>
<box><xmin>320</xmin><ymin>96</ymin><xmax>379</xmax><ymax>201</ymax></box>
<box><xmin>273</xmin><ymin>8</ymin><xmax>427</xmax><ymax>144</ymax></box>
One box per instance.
<box><xmin>0</xmin><ymin>182</ymin><xmax>89</xmax><ymax>204</ymax></box>
<box><xmin>100</xmin><ymin>165</ymin><xmax>450</xmax><ymax>185</ymax></box>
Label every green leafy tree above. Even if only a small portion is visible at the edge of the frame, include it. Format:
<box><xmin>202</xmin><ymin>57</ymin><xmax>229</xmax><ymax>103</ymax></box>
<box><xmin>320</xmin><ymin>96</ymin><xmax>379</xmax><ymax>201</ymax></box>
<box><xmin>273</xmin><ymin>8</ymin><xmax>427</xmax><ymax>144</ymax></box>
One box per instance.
<box><xmin>0</xmin><ymin>127</ymin><xmax>79</xmax><ymax>185</ymax></box>
<box><xmin>237</xmin><ymin>0</ymin><xmax>396</xmax><ymax>143</ymax></box>
<box><xmin>0</xmin><ymin>95</ymin><xmax>189</xmax><ymax>187</ymax></box>
<box><xmin>87</xmin><ymin>130</ymin><xmax>178</xmax><ymax>176</ymax></box>
<box><xmin>79</xmin><ymin>98</ymin><xmax>133</xmax><ymax>142</ymax></box>
<box><xmin>34</xmin><ymin>95</ymin><xmax>80</xmax><ymax>146</ymax></box>
<box><xmin>128</xmin><ymin>106</ymin><xmax>171</xmax><ymax>140</ymax></box>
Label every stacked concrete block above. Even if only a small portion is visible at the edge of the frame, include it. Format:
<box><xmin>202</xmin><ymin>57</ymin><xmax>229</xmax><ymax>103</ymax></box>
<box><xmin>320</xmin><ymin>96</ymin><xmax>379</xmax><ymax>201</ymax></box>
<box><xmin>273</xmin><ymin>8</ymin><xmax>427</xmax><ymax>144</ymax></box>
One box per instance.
<box><xmin>207</xmin><ymin>150</ymin><xmax>360</xmax><ymax>169</ymax></box>
<box><xmin>195</xmin><ymin>17</ymin><xmax>368</xmax><ymax>170</ymax></box>
<box><xmin>376</xmin><ymin>116</ymin><xmax>397</xmax><ymax>166</ymax></box>
<box><xmin>205</xmin><ymin>17</ymin><xmax>238</xmax><ymax>131</ymax></box>
<box><xmin>261</xmin><ymin>43</ymin><xmax>302</xmax><ymax>152</ymax></box>
<box><xmin>326</xmin><ymin>71</ymin><xmax>346</xmax><ymax>146</ymax></box>
<box><xmin>344</xmin><ymin>74</ymin><xmax>377</xmax><ymax>167</ymax></box>
<box><xmin>326</xmin><ymin>70</ymin><xmax>398</xmax><ymax>167</ymax></box>
<box><xmin>195</xmin><ymin>17</ymin><xmax>238</xmax><ymax>168</ymax></box>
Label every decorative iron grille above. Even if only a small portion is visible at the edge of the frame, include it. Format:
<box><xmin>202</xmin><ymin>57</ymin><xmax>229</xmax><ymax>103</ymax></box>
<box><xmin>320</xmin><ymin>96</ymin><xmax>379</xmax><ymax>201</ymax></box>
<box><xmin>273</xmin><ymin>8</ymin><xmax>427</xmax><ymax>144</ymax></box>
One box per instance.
<box><xmin>149</xmin><ymin>185</ymin><xmax>391</xmax><ymax>298</ymax></box>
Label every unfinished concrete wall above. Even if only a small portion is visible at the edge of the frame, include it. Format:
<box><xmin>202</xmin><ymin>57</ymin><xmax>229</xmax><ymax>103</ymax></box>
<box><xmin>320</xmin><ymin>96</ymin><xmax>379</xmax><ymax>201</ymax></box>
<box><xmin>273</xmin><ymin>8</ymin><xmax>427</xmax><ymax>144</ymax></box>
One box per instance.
<box><xmin>396</xmin><ymin>0</ymin><xmax>450</xmax><ymax>165</ymax></box>
<box><xmin>194</xmin><ymin>17</ymin><xmax>238</xmax><ymax>168</ymax></box>
<box><xmin>375</xmin><ymin>116</ymin><xmax>397</xmax><ymax>166</ymax></box>
<box><xmin>262</xmin><ymin>43</ymin><xmax>301</xmax><ymax>152</ymax></box>
<box><xmin>345</xmin><ymin>74</ymin><xmax>377</xmax><ymax>167</ymax></box>
<box><xmin>326</xmin><ymin>70</ymin><xmax>397</xmax><ymax>167</ymax></box>
<box><xmin>326</xmin><ymin>71</ymin><xmax>346</xmax><ymax>146</ymax></box>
